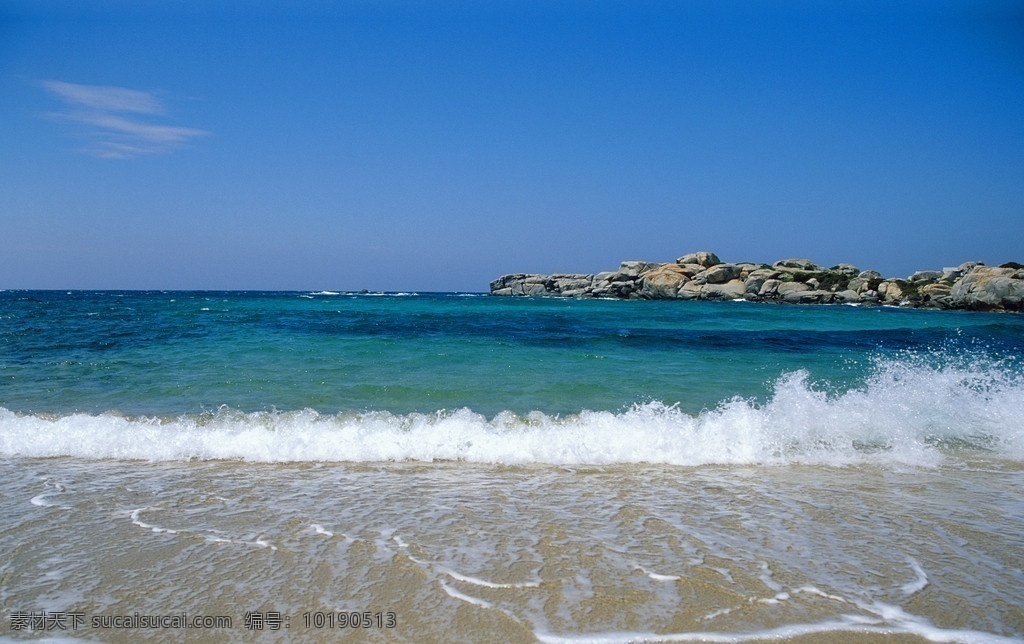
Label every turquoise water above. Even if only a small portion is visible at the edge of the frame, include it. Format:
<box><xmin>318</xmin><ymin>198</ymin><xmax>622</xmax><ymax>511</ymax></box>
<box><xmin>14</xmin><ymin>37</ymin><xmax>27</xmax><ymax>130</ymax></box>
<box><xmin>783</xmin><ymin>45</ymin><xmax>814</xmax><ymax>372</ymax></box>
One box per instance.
<box><xmin>3</xmin><ymin>290</ymin><xmax>1021</xmax><ymax>415</ymax></box>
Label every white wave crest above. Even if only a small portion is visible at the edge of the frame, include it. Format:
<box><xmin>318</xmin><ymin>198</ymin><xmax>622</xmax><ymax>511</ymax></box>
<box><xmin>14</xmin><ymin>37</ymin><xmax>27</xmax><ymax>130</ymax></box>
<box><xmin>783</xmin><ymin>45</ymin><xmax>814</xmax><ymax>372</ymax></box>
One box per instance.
<box><xmin>1</xmin><ymin>358</ymin><xmax>1021</xmax><ymax>465</ymax></box>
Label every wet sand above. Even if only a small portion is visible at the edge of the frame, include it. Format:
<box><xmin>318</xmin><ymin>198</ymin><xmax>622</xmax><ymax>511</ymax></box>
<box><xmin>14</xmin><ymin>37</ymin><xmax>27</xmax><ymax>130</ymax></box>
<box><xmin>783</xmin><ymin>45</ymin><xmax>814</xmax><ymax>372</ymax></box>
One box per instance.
<box><xmin>3</xmin><ymin>458</ymin><xmax>1022</xmax><ymax>642</ymax></box>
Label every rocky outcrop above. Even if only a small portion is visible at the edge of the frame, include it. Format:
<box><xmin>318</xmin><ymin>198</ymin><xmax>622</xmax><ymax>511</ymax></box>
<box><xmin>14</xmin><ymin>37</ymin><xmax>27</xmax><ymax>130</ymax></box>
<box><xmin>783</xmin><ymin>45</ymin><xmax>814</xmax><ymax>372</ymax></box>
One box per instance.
<box><xmin>489</xmin><ymin>253</ymin><xmax>1024</xmax><ymax>312</ymax></box>
<box><xmin>949</xmin><ymin>266</ymin><xmax>1024</xmax><ymax>311</ymax></box>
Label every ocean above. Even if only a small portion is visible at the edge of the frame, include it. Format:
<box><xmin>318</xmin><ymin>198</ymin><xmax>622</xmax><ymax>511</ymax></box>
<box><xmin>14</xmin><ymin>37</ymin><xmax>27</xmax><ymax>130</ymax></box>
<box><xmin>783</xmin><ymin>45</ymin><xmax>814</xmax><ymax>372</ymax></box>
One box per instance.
<box><xmin>1</xmin><ymin>290</ymin><xmax>1022</xmax><ymax>642</ymax></box>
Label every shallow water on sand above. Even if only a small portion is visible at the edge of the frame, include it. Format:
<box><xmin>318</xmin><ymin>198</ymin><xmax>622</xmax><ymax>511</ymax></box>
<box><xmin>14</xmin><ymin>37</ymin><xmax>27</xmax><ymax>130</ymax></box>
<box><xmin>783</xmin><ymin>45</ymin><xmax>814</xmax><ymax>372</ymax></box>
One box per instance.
<box><xmin>3</xmin><ymin>457</ymin><xmax>1022</xmax><ymax>642</ymax></box>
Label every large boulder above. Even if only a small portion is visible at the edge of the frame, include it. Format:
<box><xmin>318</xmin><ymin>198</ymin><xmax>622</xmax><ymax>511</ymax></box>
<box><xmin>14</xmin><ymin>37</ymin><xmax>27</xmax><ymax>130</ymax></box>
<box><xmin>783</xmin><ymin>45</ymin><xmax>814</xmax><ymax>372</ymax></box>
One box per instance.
<box><xmin>588</xmin><ymin>272</ymin><xmax>619</xmax><ymax>298</ymax></box>
<box><xmin>758</xmin><ymin>279</ymin><xmax>783</xmax><ymax>297</ymax></box>
<box><xmin>677</xmin><ymin>280</ymin><xmax>704</xmax><ymax>300</ymax></box>
<box><xmin>489</xmin><ymin>274</ymin><xmax>551</xmax><ymax>296</ymax></box>
<box><xmin>736</xmin><ymin>263</ymin><xmax>762</xmax><ymax>278</ymax></box>
<box><xmin>639</xmin><ymin>264</ymin><xmax>689</xmax><ymax>299</ymax></box>
<box><xmin>783</xmin><ymin>289</ymin><xmax>832</xmax><ymax>304</ymax></box>
<box><xmin>489</xmin><ymin>273</ymin><xmax>527</xmax><ymax>292</ymax></box>
<box><xmin>919</xmin><ymin>283</ymin><xmax>952</xmax><ymax>309</ymax></box>
<box><xmin>745</xmin><ymin>275</ymin><xmax>768</xmax><ymax>294</ymax></box>
<box><xmin>950</xmin><ymin>266</ymin><xmax>1024</xmax><ymax>311</ymax></box>
<box><xmin>776</xmin><ymin>281</ymin><xmax>811</xmax><ymax>296</ymax></box>
<box><xmin>617</xmin><ymin>261</ymin><xmax>660</xmax><ymax>278</ymax></box>
<box><xmin>774</xmin><ymin>258</ymin><xmax>822</xmax><ymax>271</ymax></box>
<box><xmin>521</xmin><ymin>282</ymin><xmax>550</xmax><ymax>296</ymax></box>
<box><xmin>878</xmin><ymin>281</ymin><xmax>903</xmax><ymax>304</ymax></box>
<box><xmin>675</xmin><ymin>251</ymin><xmax>721</xmax><ymax>268</ymax></box>
<box><xmin>831</xmin><ymin>263</ymin><xmax>860</xmax><ymax>276</ymax></box>
<box><xmin>677</xmin><ymin>263</ymin><xmax>705</xmax><ymax>277</ymax></box>
<box><xmin>702</xmin><ymin>279</ymin><xmax>747</xmax><ymax>300</ymax></box>
<box><xmin>920</xmin><ymin>283</ymin><xmax>952</xmax><ymax>297</ymax></box>
<box><xmin>909</xmin><ymin>270</ymin><xmax>943</xmax><ymax>282</ymax></box>
<box><xmin>848</xmin><ymin>270</ymin><xmax>884</xmax><ymax>293</ymax></box>
<box><xmin>833</xmin><ymin>289</ymin><xmax>862</xmax><ymax>303</ymax></box>
<box><xmin>551</xmin><ymin>274</ymin><xmax>594</xmax><ymax>295</ymax></box>
<box><xmin>747</xmin><ymin>267</ymin><xmax>781</xmax><ymax>280</ymax></box>
<box><xmin>701</xmin><ymin>263</ymin><xmax>743</xmax><ymax>284</ymax></box>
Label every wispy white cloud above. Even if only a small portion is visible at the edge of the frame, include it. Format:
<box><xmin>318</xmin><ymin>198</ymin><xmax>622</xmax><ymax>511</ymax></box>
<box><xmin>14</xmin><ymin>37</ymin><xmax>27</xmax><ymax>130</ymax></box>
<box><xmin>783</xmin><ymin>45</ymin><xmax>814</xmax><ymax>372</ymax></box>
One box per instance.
<box><xmin>40</xmin><ymin>80</ymin><xmax>209</xmax><ymax>159</ymax></box>
<box><xmin>40</xmin><ymin>80</ymin><xmax>166</xmax><ymax>115</ymax></box>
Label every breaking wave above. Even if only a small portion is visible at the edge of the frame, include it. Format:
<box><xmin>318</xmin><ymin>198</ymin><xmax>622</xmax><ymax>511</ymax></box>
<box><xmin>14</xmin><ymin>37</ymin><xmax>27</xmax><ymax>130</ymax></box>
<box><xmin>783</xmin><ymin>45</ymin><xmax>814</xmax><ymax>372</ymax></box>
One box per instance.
<box><xmin>2</xmin><ymin>356</ymin><xmax>1022</xmax><ymax>466</ymax></box>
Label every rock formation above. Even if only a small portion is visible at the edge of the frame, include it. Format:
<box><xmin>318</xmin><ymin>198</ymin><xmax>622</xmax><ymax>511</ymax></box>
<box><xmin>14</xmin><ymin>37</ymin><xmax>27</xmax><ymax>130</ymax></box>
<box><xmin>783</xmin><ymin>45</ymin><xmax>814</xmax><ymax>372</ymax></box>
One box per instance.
<box><xmin>489</xmin><ymin>253</ymin><xmax>1024</xmax><ymax>312</ymax></box>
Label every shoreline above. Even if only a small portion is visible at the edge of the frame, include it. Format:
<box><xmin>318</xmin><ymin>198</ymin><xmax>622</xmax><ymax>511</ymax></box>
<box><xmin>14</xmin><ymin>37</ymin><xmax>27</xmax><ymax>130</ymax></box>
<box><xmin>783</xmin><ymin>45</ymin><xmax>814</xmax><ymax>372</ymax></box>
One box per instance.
<box><xmin>490</xmin><ymin>251</ymin><xmax>1024</xmax><ymax>312</ymax></box>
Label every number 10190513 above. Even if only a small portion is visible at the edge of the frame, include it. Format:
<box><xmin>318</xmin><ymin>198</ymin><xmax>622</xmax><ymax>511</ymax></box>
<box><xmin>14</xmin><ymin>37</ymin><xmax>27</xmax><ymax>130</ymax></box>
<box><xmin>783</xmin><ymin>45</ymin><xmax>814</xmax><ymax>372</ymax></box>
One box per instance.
<box><xmin>302</xmin><ymin>611</ymin><xmax>396</xmax><ymax>629</ymax></box>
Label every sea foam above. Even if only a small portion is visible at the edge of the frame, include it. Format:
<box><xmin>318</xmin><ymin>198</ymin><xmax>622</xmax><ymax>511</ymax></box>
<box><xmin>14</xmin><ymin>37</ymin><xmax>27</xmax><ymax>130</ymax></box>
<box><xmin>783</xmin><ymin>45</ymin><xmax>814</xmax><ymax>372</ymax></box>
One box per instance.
<box><xmin>2</xmin><ymin>356</ymin><xmax>1021</xmax><ymax>466</ymax></box>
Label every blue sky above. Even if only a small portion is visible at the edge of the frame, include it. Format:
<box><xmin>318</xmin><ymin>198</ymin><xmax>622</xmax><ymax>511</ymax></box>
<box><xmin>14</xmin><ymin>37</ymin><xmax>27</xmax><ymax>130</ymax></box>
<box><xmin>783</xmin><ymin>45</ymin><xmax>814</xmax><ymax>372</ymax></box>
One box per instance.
<box><xmin>1</xmin><ymin>1</ymin><xmax>1022</xmax><ymax>290</ymax></box>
